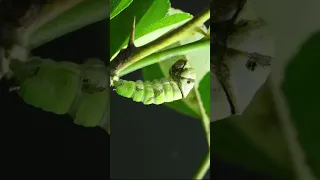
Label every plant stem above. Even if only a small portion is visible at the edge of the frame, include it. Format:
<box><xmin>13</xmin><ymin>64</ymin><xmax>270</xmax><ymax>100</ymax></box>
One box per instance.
<box><xmin>115</xmin><ymin>7</ymin><xmax>210</xmax><ymax>75</ymax></box>
<box><xmin>193</xmin><ymin>85</ymin><xmax>210</xmax><ymax>146</ymax></box>
<box><xmin>192</xmin><ymin>84</ymin><xmax>210</xmax><ymax>179</ymax></box>
<box><xmin>193</xmin><ymin>152</ymin><xmax>210</xmax><ymax>180</ymax></box>
<box><xmin>119</xmin><ymin>39</ymin><xmax>210</xmax><ymax>77</ymax></box>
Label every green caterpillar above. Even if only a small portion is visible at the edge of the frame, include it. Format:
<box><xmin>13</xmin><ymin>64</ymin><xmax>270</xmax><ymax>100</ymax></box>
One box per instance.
<box><xmin>15</xmin><ymin>57</ymin><xmax>109</xmax><ymax>128</ymax></box>
<box><xmin>113</xmin><ymin>60</ymin><xmax>196</xmax><ymax>105</ymax></box>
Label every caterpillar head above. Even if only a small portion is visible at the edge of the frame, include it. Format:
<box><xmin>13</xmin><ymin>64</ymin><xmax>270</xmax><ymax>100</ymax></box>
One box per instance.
<box><xmin>169</xmin><ymin>60</ymin><xmax>196</xmax><ymax>98</ymax></box>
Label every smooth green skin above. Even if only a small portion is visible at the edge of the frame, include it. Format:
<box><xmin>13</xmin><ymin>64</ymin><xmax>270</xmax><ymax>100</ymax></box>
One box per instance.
<box><xmin>70</xmin><ymin>59</ymin><xmax>109</xmax><ymax>127</ymax></box>
<box><xmin>71</xmin><ymin>89</ymin><xmax>109</xmax><ymax>127</ymax></box>
<box><xmin>114</xmin><ymin>60</ymin><xmax>196</xmax><ymax>105</ymax></box>
<box><xmin>19</xmin><ymin>60</ymin><xmax>81</xmax><ymax>114</ymax></box>
<box><xmin>19</xmin><ymin>58</ymin><xmax>109</xmax><ymax>127</ymax></box>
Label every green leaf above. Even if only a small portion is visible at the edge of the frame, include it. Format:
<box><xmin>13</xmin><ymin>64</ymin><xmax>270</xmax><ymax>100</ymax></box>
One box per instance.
<box><xmin>165</xmin><ymin>100</ymin><xmax>200</xmax><ymax>119</ymax></box>
<box><xmin>134</xmin><ymin>9</ymin><xmax>192</xmax><ymax>46</ymax></box>
<box><xmin>142</xmin><ymin>62</ymin><xmax>200</xmax><ymax>118</ymax></box>
<box><xmin>27</xmin><ymin>0</ymin><xmax>109</xmax><ymax>49</ymax></box>
<box><xmin>281</xmin><ymin>31</ymin><xmax>320</xmax><ymax>179</ymax></box>
<box><xmin>215</xmin><ymin>79</ymin><xmax>294</xmax><ymax>178</ymax></box>
<box><xmin>198</xmin><ymin>72</ymin><xmax>210</xmax><ymax>117</ymax></box>
<box><xmin>72</xmin><ymin>89</ymin><xmax>109</xmax><ymax>127</ymax></box>
<box><xmin>211</xmin><ymin>120</ymin><xmax>293</xmax><ymax>179</ymax></box>
<box><xmin>110</xmin><ymin>0</ymin><xmax>170</xmax><ymax>58</ymax></box>
<box><xmin>110</xmin><ymin>9</ymin><xmax>192</xmax><ymax>60</ymax></box>
<box><xmin>110</xmin><ymin>0</ymin><xmax>133</xmax><ymax>19</ymax></box>
<box><xmin>250</xmin><ymin>0</ymin><xmax>320</xmax><ymax>178</ymax></box>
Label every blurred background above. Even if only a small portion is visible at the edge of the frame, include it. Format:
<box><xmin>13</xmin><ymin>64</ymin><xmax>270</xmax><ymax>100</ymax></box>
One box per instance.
<box><xmin>0</xmin><ymin>16</ymin><xmax>109</xmax><ymax>176</ymax></box>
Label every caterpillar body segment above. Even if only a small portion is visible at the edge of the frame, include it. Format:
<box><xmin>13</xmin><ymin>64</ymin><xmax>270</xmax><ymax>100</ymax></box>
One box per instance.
<box><xmin>19</xmin><ymin>60</ymin><xmax>81</xmax><ymax>114</ymax></box>
<box><xmin>18</xmin><ymin>57</ymin><xmax>109</xmax><ymax>128</ymax></box>
<box><xmin>70</xmin><ymin>88</ymin><xmax>109</xmax><ymax>127</ymax></box>
<box><xmin>113</xmin><ymin>60</ymin><xmax>196</xmax><ymax>105</ymax></box>
<box><xmin>114</xmin><ymin>78</ymin><xmax>182</xmax><ymax>105</ymax></box>
<box><xmin>70</xmin><ymin>59</ymin><xmax>109</xmax><ymax>127</ymax></box>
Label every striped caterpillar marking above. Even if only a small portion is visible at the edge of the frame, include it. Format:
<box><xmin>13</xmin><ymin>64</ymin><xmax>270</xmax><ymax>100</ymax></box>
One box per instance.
<box><xmin>114</xmin><ymin>60</ymin><xmax>196</xmax><ymax>105</ymax></box>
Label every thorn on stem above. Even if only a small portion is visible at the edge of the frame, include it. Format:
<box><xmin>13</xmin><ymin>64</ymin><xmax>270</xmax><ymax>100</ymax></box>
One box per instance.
<box><xmin>128</xmin><ymin>16</ymin><xmax>136</xmax><ymax>48</ymax></box>
<box><xmin>109</xmin><ymin>16</ymin><xmax>139</xmax><ymax>74</ymax></box>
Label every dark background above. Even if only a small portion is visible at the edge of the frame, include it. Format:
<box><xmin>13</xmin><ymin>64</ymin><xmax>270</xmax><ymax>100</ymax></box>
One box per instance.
<box><xmin>1</xmin><ymin>18</ymin><xmax>109</xmax><ymax>177</ymax></box>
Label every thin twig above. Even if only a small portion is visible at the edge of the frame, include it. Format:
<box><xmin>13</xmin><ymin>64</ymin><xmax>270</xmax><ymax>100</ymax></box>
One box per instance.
<box><xmin>114</xmin><ymin>7</ymin><xmax>210</xmax><ymax>75</ymax></box>
<box><xmin>192</xmin><ymin>85</ymin><xmax>210</xmax><ymax>179</ymax></box>
<box><xmin>193</xmin><ymin>86</ymin><xmax>210</xmax><ymax>146</ymax></box>
<box><xmin>193</xmin><ymin>152</ymin><xmax>210</xmax><ymax>180</ymax></box>
<box><xmin>119</xmin><ymin>39</ymin><xmax>210</xmax><ymax>77</ymax></box>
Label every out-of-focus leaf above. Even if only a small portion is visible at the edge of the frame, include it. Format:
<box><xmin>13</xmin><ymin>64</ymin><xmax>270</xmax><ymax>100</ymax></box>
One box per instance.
<box><xmin>214</xmin><ymin>78</ymin><xmax>293</xmax><ymax>178</ymax></box>
<box><xmin>281</xmin><ymin>31</ymin><xmax>320</xmax><ymax>179</ymax></box>
<box><xmin>28</xmin><ymin>0</ymin><xmax>109</xmax><ymax>49</ymax></box>
<box><xmin>134</xmin><ymin>9</ymin><xmax>192</xmax><ymax>46</ymax></box>
<box><xmin>210</xmin><ymin>0</ymin><xmax>275</xmax><ymax>122</ymax></box>
<box><xmin>211</xmin><ymin>119</ymin><xmax>293</xmax><ymax>179</ymax></box>
<box><xmin>110</xmin><ymin>0</ymin><xmax>170</xmax><ymax>58</ymax></box>
<box><xmin>250</xmin><ymin>0</ymin><xmax>320</xmax><ymax>179</ymax></box>
<box><xmin>210</xmin><ymin>72</ymin><xmax>232</xmax><ymax>121</ymax></box>
<box><xmin>211</xmin><ymin>0</ymin><xmax>294</xmax><ymax>178</ymax></box>
<box><xmin>198</xmin><ymin>72</ymin><xmax>210</xmax><ymax>117</ymax></box>
<box><xmin>110</xmin><ymin>0</ymin><xmax>133</xmax><ymax>19</ymax></box>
